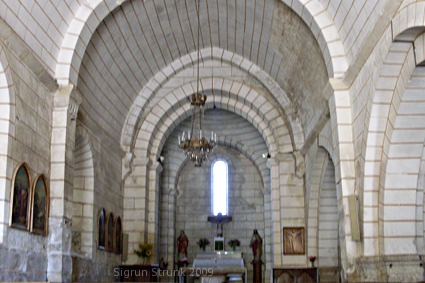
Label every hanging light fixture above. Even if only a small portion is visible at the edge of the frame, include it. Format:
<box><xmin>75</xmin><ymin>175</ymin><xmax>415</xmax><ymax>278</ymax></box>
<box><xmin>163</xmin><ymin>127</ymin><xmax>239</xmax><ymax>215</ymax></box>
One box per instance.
<box><xmin>178</xmin><ymin>0</ymin><xmax>216</xmax><ymax>167</ymax></box>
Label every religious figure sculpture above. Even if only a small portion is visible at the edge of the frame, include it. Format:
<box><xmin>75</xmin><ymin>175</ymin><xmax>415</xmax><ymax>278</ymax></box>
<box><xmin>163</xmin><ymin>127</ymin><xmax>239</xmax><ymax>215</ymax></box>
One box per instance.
<box><xmin>249</xmin><ymin>229</ymin><xmax>263</xmax><ymax>263</ymax></box>
<box><xmin>285</xmin><ymin>228</ymin><xmax>302</xmax><ymax>253</ymax></box>
<box><xmin>177</xmin><ymin>230</ymin><xmax>189</xmax><ymax>263</ymax></box>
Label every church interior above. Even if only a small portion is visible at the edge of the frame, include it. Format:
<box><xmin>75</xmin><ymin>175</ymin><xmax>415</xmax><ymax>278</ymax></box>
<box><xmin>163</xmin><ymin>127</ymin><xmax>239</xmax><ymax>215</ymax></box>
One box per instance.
<box><xmin>1</xmin><ymin>0</ymin><xmax>425</xmax><ymax>282</ymax></box>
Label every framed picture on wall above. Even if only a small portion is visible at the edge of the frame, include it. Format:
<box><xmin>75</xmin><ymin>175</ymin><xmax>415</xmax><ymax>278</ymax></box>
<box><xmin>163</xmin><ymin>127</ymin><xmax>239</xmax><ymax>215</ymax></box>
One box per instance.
<box><xmin>114</xmin><ymin>217</ymin><xmax>122</xmax><ymax>254</ymax></box>
<box><xmin>283</xmin><ymin>227</ymin><xmax>305</xmax><ymax>254</ymax></box>
<box><xmin>10</xmin><ymin>163</ymin><xmax>31</xmax><ymax>230</ymax></box>
<box><xmin>98</xmin><ymin>208</ymin><xmax>106</xmax><ymax>250</ymax></box>
<box><xmin>30</xmin><ymin>174</ymin><xmax>49</xmax><ymax>235</ymax></box>
<box><xmin>106</xmin><ymin>212</ymin><xmax>114</xmax><ymax>252</ymax></box>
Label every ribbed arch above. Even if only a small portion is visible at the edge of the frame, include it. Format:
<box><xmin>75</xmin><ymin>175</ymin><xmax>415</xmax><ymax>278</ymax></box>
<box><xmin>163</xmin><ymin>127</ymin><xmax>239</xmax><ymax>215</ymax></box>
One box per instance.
<box><xmin>363</xmin><ymin>42</ymin><xmax>416</xmax><ymax>256</ymax></box>
<box><xmin>121</xmin><ymin>48</ymin><xmax>303</xmax><ymax>153</ymax></box>
<box><xmin>55</xmin><ymin>0</ymin><xmax>346</xmax><ymax>86</ymax></box>
<box><xmin>381</xmin><ymin>67</ymin><xmax>425</xmax><ymax>255</ymax></box>
<box><xmin>392</xmin><ymin>2</ymin><xmax>425</xmax><ymax>42</ymax></box>
<box><xmin>362</xmin><ymin>17</ymin><xmax>425</xmax><ymax>254</ymax></box>
<box><xmin>132</xmin><ymin>80</ymin><xmax>291</xmax><ymax>164</ymax></box>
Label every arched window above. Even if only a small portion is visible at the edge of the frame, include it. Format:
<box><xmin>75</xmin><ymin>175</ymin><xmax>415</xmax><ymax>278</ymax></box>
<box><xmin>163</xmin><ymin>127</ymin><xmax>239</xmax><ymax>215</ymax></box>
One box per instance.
<box><xmin>211</xmin><ymin>160</ymin><xmax>228</xmax><ymax>216</ymax></box>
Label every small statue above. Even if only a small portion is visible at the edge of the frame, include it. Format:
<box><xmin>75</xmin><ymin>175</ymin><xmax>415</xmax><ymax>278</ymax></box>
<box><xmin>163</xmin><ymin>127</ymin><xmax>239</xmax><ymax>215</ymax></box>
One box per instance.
<box><xmin>177</xmin><ymin>230</ymin><xmax>189</xmax><ymax>263</ymax></box>
<box><xmin>249</xmin><ymin>229</ymin><xmax>263</xmax><ymax>263</ymax></box>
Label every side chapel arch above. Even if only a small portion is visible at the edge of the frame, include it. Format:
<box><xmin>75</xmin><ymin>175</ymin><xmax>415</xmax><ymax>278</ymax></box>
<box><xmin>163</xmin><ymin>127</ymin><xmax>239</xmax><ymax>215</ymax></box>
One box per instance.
<box><xmin>0</xmin><ymin>44</ymin><xmax>16</xmax><ymax>243</ymax></box>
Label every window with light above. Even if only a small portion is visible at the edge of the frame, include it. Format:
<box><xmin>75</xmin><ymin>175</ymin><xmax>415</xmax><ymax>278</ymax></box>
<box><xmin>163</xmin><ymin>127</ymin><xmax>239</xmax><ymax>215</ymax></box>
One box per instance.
<box><xmin>211</xmin><ymin>160</ymin><xmax>228</xmax><ymax>216</ymax></box>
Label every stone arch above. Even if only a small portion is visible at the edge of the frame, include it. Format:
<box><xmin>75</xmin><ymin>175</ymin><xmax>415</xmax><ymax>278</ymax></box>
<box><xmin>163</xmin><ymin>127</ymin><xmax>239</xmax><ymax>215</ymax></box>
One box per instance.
<box><xmin>381</xmin><ymin>66</ymin><xmax>425</xmax><ymax>255</ymax></box>
<box><xmin>158</xmin><ymin>109</ymin><xmax>271</xmax><ymax>271</ymax></box>
<box><xmin>55</xmin><ymin>0</ymin><xmax>346</xmax><ymax>85</ymax></box>
<box><xmin>318</xmin><ymin>156</ymin><xmax>339</xmax><ymax>280</ymax></box>
<box><xmin>132</xmin><ymin>81</ymin><xmax>292</xmax><ymax>166</ymax></box>
<box><xmin>363</xmin><ymin>41</ymin><xmax>416</xmax><ymax>256</ymax></box>
<box><xmin>0</xmin><ymin>44</ymin><xmax>15</xmax><ymax>243</ymax></box>
<box><xmin>121</xmin><ymin>47</ymin><xmax>303</xmax><ymax>153</ymax></box>
<box><xmin>279</xmin><ymin>0</ymin><xmax>347</xmax><ymax>77</ymax></box>
<box><xmin>307</xmin><ymin>147</ymin><xmax>329</xmax><ymax>259</ymax></box>
<box><xmin>414</xmin><ymin>33</ymin><xmax>425</xmax><ymax>65</ymax></box>
<box><xmin>173</xmin><ymin>141</ymin><xmax>269</xmax><ymax>281</ymax></box>
<box><xmin>392</xmin><ymin>2</ymin><xmax>425</xmax><ymax>42</ymax></box>
<box><xmin>318</xmin><ymin>121</ymin><xmax>335</xmax><ymax>163</ymax></box>
<box><xmin>362</xmin><ymin>4</ymin><xmax>425</xmax><ymax>253</ymax></box>
<box><xmin>72</xmin><ymin>124</ymin><xmax>95</xmax><ymax>258</ymax></box>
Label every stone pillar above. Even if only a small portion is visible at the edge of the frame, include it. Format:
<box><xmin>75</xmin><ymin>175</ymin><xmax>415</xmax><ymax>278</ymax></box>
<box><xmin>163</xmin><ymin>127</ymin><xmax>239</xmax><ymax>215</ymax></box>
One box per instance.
<box><xmin>166</xmin><ymin>188</ymin><xmax>178</xmax><ymax>268</ymax></box>
<box><xmin>123</xmin><ymin>157</ymin><xmax>151</xmax><ymax>264</ymax></box>
<box><xmin>268</xmin><ymin>152</ymin><xmax>306</xmax><ymax>267</ymax></box>
<box><xmin>48</xmin><ymin>85</ymin><xmax>81</xmax><ymax>282</ymax></box>
<box><xmin>328</xmin><ymin>89</ymin><xmax>360</xmax><ymax>281</ymax></box>
<box><xmin>262</xmin><ymin>186</ymin><xmax>272</xmax><ymax>283</ymax></box>
<box><xmin>267</xmin><ymin>156</ymin><xmax>281</xmax><ymax>269</ymax></box>
<box><xmin>147</xmin><ymin>159</ymin><xmax>162</xmax><ymax>260</ymax></box>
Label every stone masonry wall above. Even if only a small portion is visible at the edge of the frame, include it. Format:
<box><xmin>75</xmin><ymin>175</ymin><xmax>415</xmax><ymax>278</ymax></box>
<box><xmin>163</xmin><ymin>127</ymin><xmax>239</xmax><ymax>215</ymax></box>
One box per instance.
<box><xmin>176</xmin><ymin>146</ymin><xmax>264</xmax><ymax>283</ymax></box>
<box><xmin>0</xmin><ymin>39</ymin><xmax>52</xmax><ymax>281</ymax></box>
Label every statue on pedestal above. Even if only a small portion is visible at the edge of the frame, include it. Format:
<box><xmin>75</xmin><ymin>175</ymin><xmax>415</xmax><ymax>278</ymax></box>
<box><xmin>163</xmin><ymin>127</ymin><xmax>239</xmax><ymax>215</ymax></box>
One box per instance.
<box><xmin>177</xmin><ymin>230</ymin><xmax>189</xmax><ymax>264</ymax></box>
<box><xmin>250</xmin><ymin>229</ymin><xmax>263</xmax><ymax>263</ymax></box>
<box><xmin>250</xmin><ymin>229</ymin><xmax>263</xmax><ymax>283</ymax></box>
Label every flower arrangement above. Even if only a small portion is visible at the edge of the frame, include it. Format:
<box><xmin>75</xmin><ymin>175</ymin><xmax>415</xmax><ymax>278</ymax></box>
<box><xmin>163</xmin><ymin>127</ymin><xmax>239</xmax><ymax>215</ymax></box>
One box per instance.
<box><xmin>228</xmin><ymin>239</ymin><xmax>241</xmax><ymax>250</ymax></box>
<box><xmin>309</xmin><ymin>256</ymin><xmax>316</xmax><ymax>267</ymax></box>
<box><xmin>197</xmin><ymin>238</ymin><xmax>210</xmax><ymax>250</ymax></box>
<box><xmin>134</xmin><ymin>243</ymin><xmax>153</xmax><ymax>263</ymax></box>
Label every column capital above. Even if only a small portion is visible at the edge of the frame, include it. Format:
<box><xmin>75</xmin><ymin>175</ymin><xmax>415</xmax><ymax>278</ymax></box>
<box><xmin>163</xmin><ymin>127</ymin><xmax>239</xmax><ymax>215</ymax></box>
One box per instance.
<box><xmin>68</xmin><ymin>90</ymin><xmax>82</xmax><ymax>121</ymax></box>
<box><xmin>123</xmin><ymin>152</ymin><xmax>135</xmax><ymax>169</ymax></box>
<box><xmin>150</xmin><ymin>158</ymin><xmax>163</xmax><ymax>173</ymax></box>
<box><xmin>266</xmin><ymin>152</ymin><xmax>297</xmax><ymax>168</ymax></box>
<box><xmin>166</xmin><ymin>188</ymin><xmax>179</xmax><ymax>196</ymax></box>
<box><xmin>54</xmin><ymin>84</ymin><xmax>73</xmax><ymax>107</ymax></box>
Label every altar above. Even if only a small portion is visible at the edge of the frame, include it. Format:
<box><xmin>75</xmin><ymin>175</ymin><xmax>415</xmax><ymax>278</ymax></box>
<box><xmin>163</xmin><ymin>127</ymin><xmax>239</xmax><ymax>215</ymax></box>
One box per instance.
<box><xmin>179</xmin><ymin>251</ymin><xmax>246</xmax><ymax>283</ymax></box>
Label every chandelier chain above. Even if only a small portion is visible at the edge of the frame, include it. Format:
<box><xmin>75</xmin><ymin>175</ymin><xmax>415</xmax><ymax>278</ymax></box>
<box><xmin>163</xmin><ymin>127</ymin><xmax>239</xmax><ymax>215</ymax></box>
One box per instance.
<box><xmin>178</xmin><ymin>0</ymin><xmax>217</xmax><ymax>167</ymax></box>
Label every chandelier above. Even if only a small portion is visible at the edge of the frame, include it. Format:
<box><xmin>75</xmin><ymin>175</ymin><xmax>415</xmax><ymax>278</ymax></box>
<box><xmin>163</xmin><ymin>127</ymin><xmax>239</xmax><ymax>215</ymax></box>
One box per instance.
<box><xmin>178</xmin><ymin>0</ymin><xmax>216</xmax><ymax>167</ymax></box>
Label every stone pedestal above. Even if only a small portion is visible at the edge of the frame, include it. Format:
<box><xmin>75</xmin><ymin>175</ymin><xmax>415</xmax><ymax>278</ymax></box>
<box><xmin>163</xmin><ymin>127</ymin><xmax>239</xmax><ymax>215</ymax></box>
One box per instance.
<box><xmin>252</xmin><ymin>261</ymin><xmax>262</xmax><ymax>283</ymax></box>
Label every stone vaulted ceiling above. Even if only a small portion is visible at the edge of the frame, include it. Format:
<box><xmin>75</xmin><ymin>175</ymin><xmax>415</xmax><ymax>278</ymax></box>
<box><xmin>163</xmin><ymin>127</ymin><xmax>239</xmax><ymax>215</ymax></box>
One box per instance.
<box><xmin>0</xmin><ymin>0</ymin><xmax>391</xmax><ymax>154</ymax></box>
<box><xmin>76</xmin><ymin>0</ymin><xmax>329</xmax><ymax>152</ymax></box>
